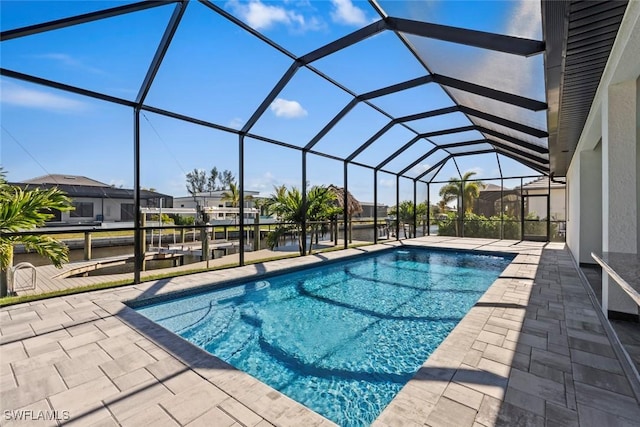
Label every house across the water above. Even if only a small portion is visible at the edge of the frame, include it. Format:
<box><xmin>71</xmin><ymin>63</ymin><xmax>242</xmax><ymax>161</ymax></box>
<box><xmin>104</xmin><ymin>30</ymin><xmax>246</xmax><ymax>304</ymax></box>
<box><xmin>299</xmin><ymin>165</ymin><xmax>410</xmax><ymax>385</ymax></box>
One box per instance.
<box><xmin>13</xmin><ymin>174</ymin><xmax>173</xmax><ymax>225</ymax></box>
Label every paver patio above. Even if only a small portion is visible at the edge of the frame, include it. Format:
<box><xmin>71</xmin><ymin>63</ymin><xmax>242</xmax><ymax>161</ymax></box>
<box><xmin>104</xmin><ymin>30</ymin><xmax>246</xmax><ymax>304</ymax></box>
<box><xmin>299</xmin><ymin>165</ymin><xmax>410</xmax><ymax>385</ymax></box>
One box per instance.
<box><xmin>1</xmin><ymin>236</ymin><xmax>639</xmax><ymax>426</ymax></box>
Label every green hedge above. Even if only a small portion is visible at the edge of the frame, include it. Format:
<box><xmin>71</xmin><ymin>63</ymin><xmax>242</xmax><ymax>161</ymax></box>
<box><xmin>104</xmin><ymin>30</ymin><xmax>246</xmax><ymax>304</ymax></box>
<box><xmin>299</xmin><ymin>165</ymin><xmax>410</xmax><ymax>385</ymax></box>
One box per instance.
<box><xmin>437</xmin><ymin>212</ymin><xmax>561</xmax><ymax>240</ymax></box>
<box><xmin>437</xmin><ymin>213</ymin><xmax>521</xmax><ymax>239</ymax></box>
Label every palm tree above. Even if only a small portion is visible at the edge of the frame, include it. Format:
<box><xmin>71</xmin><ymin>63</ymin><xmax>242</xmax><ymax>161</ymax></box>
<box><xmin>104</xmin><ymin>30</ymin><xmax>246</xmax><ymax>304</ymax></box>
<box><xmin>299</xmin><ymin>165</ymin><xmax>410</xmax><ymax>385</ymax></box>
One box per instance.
<box><xmin>0</xmin><ymin>172</ymin><xmax>73</xmax><ymax>296</ymax></box>
<box><xmin>439</xmin><ymin>171</ymin><xmax>485</xmax><ymax>236</ymax></box>
<box><xmin>306</xmin><ymin>186</ymin><xmax>342</xmax><ymax>251</ymax></box>
<box><xmin>263</xmin><ymin>185</ymin><xmax>341</xmax><ymax>255</ymax></box>
<box><xmin>389</xmin><ymin>200</ymin><xmax>414</xmax><ymax>238</ymax></box>
<box><xmin>221</xmin><ymin>182</ymin><xmax>253</xmax><ymax>224</ymax></box>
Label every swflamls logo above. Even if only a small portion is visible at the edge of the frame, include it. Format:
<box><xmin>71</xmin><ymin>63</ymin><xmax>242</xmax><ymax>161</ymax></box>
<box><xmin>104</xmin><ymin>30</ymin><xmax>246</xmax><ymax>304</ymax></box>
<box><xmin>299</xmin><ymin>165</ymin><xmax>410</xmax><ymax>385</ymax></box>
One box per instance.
<box><xmin>3</xmin><ymin>410</ymin><xmax>70</xmax><ymax>421</ymax></box>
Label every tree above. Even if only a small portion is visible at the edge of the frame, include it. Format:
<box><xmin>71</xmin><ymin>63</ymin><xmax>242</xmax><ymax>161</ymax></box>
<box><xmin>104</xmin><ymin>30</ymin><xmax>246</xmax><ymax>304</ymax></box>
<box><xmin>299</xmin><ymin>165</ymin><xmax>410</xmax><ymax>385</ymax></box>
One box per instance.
<box><xmin>263</xmin><ymin>185</ymin><xmax>341</xmax><ymax>255</ymax></box>
<box><xmin>207</xmin><ymin>167</ymin><xmax>219</xmax><ymax>192</ymax></box>
<box><xmin>439</xmin><ymin>171</ymin><xmax>485</xmax><ymax>236</ymax></box>
<box><xmin>220</xmin><ymin>182</ymin><xmax>252</xmax><ymax>224</ymax></box>
<box><xmin>186</xmin><ymin>168</ymin><xmax>206</xmax><ymax>195</ymax></box>
<box><xmin>0</xmin><ymin>172</ymin><xmax>73</xmax><ymax>296</ymax></box>
<box><xmin>220</xmin><ymin>170</ymin><xmax>235</xmax><ymax>190</ymax></box>
<box><xmin>389</xmin><ymin>200</ymin><xmax>427</xmax><ymax>238</ymax></box>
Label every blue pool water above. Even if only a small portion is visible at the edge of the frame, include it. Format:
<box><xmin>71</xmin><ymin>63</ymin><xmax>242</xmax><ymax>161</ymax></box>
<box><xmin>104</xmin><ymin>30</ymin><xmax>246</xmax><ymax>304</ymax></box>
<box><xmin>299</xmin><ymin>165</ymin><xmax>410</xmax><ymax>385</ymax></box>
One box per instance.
<box><xmin>135</xmin><ymin>248</ymin><xmax>513</xmax><ymax>426</ymax></box>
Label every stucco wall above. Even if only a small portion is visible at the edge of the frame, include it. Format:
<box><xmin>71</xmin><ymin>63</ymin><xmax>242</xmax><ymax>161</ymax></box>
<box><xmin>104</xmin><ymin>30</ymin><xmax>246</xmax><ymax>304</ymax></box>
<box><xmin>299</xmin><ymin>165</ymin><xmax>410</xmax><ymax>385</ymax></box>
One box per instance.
<box><xmin>579</xmin><ymin>146</ymin><xmax>602</xmax><ymax>264</ymax></box>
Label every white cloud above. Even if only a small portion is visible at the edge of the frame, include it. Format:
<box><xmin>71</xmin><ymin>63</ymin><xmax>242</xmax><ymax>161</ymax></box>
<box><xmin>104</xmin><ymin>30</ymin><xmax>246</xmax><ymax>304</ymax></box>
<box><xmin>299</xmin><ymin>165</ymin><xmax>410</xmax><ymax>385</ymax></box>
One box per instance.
<box><xmin>379</xmin><ymin>178</ymin><xmax>394</xmax><ymax>188</ymax></box>
<box><xmin>0</xmin><ymin>80</ymin><xmax>88</xmax><ymax>113</ymax></box>
<box><xmin>32</xmin><ymin>53</ymin><xmax>106</xmax><ymax>75</ymax></box>
<box><xmin>270</xmin><ymin>98</ymin><xmax>308</xmax><ymax>118</ymax></box>
<box><xmin>330</xmin><ymin>0</ymin><xmax>369</xmax><ymax>26</ymax></box>
<box><xmin>248</xmin><ymin>171</ymin><xmax>277</xmax><ymax>191</ymax></box>
<box><xmin>227</xmin><ymin>0</ymin><xmax>307</xmax><ymax>30</ymax></box>
<box><xmin>247</xmin><ymin>171</ymin><xmax>297</xmax><ymax>193</ymax></box>
<box><xmin>229</xmin><ymin>117</ymin><xmax>244</xmax><ymax>129</ymax></box>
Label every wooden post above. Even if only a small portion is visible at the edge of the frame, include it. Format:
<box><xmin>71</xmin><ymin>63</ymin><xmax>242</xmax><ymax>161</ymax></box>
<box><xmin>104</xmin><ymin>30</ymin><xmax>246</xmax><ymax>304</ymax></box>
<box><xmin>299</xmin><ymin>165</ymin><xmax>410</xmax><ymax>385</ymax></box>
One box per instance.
<box><xmin>141</xmin><ymin>214</ymin><xmax>147</xmax><ymax>271</ymax></box>
<box><xmin>253</xmin><ymin>215</ymin><xmax>260</xmax><ymax>251</ymax></box>
<box><xmin>84</xmin><ymin>232</ymin><xmax>92</xmax><ymax>260</ymax></box>
<box><xmin>201</xmin><ymin>228</ymin><xmax>210</xmax><ymax>263</ymax></box>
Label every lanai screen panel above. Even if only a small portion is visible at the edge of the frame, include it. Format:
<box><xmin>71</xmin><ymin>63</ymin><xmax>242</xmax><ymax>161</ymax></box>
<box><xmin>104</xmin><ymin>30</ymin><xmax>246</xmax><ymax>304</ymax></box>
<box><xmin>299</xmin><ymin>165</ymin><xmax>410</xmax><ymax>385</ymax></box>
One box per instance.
<box><xmin>214</xmin><ymin>0</ymin><xmax>381</xmax><ymax>56</ymax></box>
<box><xmin>368</xmin><ymin>82</ymin><xmax>455</xmax><ymax>118</ymax></box>
<box><xmin>251</xmin><ymin>67</ymin><xmax>353</xmax><ymax>147</ymax></box>
<box><xmin>428</xmin><ymin>130</ymin><xmax>486</xmax><ymax>146</ymax></box>
<box><xmin>311</xmin><ymin>102</ymin><xmax>390</xmax><ymax>158</ymax></box>
<box><xmin>353</xmin><ymin>125</ymin><xmax>421</xmax><ymax>168</ymax></box>
<box><xmin>144</xmin><ymin>1</ymin><xmax>293</xmax><ymax>128</ymax></box>
<box><xmin>312</xmin><ymin>31</ymin><xmax>427</xmax><ymax>94</ymax></box>
<box><xmin>470</xmin><ymin>117</ymin><xmax>548</xmax><ymax>151</ymax></box>
<box><xmin>405</xmin><ymin>149</ymin><xmax>450</xmax><ymax>181</ymax></box>
<box><xmin>487</xmin><ymin>135</ymin><xmax>550</xmax><ymax>162</ymax></box>
<box><xmin>403</xmin><ymin>111</ymin><xmax>474</xmax><ymax>134</ymax></box>
<box><xmin>1</xmin><ymin>0</ymin><xmax>552</xmax><ymax>194</ymax></box>
<box><xmin>378</xmin><ymin>0</ymin><xmax>542</xmax><ymax>39</ymax></box>
<box><xmin>383</xmin><ymin>139</ymin><xmax>441</xmax><ymax>175</ymax></box>
<box><xmin>445</xmin><ymin>87</ymin><xmax>548</xmax><ymax>132</ymax></box>
<box><xmin>1</xmin><ymin>1</ymin><xmax>141</xmax><ymax>28</ymax></box>
<box><xmin>1</xmin><ymin>3</ymin><xmax>175</xmax><ymax>98</ymax></box>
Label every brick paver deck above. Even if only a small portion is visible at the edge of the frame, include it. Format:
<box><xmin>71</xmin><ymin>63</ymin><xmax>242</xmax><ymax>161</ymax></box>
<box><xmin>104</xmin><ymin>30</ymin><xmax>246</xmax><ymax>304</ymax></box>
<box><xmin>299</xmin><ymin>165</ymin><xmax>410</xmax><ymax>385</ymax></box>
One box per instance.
<box><xmin>2</xmin><ymin>237</ymin><xmax>639</xmax><ymax>426</ymax></box>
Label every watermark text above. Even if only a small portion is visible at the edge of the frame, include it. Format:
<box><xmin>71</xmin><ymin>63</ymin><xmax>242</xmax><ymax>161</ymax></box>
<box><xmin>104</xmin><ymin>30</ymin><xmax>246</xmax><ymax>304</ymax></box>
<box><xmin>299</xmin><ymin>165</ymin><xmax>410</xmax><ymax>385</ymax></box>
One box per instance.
<box><xmin>3</xmin><ymin>410</ymin><xmax>70</xmax><ymax>421</ymax></box>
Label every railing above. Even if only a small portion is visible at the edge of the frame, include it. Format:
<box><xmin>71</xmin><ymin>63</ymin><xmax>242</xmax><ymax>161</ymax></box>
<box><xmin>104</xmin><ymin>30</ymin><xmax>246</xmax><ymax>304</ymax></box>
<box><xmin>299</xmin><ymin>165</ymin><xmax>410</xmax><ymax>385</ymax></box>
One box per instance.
<box><xmin>591</xmin><ymin>252</ymin><xmax>640</xmax><ymax>316</ymax></box>
<box><xmin>10</xmin><ymin>262</ymin><xmax>37</xmax><ymax>293</ymax></box>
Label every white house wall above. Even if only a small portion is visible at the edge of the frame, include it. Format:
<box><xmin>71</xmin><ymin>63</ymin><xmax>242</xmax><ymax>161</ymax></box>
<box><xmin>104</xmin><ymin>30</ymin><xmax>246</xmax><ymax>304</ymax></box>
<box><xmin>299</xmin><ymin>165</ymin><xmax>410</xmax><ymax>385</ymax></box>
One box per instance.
<box><xmin>567</xmin><ymin>1</ymin><xmax>639</xmax><ymax>316</ymax></box>
<box><xmin>61</xmin><ymin>197</ymin><xmax>136</xmax><ymax>222</ymax></box>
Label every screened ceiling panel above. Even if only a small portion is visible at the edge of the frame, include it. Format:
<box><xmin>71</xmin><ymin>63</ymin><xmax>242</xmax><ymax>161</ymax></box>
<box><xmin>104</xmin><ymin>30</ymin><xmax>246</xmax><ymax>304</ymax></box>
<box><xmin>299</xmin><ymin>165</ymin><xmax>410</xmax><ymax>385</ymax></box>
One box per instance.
<box><xmin>401</xmin><ymin>147</ymin><xmax>449</xmax><ymax>180</ymax></box>
<box><xmin>312</xmin><ymin>102</ymin><xmax>390</xmax><ymax>158</ymax></box>
<box><xmin>454</xmin><ymin>152</ymin><xmax>501</xmax><ymax>179</ymax></box>
<box><xmin>144</xmin><ymin>2</ymin><xmax>293</xmax><ymax>129</ymax></box>
<box><xmin>368</xmin><ymin>82</ymin><xmax>454</xmax><ymax>118</ymax></box>
<box><xmin>404</xmin><ymin>35</ymin><xmax>546</xmax><ymax>102</ymax></box>
<box><xmin>216</xmin><ymin>0</ymin><xmax>380</xmax><ymax>56</ymax></box>
<box><xmin>497</xmin><ymin>153</ymin><xmax>542</xmax><ymax>177</ymax></box>
<box><xmin>251</xmin><ymin>67</ymin><xmax>353</xmax><ymax>146</ymax></box>
<box><xmin>377</xmin><ymin>0</ymin><xmax>542</xmax><ymax>40</ymax></box>
<box><xmin>487</xmin><ymin>135</ymin><xmax>549</xmax><ymax>161</ymax></box>
<box><xmin>352</xmin><ymin>124</ymin><xmax>417</xmax><ymax>167</ymax></box>
<box><xmin>430</xmin><ymin>157</ymin><xmax>460</xmax><ymax>182</ymax></box>
<box><xmin>1</xmin><ymin>0</ymin><xmax>572</xmax><ymax>197</ymax></box>
<box><xmin>447</xmin><ymin>142</ymin><xmax>495</xmax><ymax>154</ymax></box>
<box><xmin>404</xmin><ymin>111</ymin><xmax>473</xmax><ymax>134</ymax></box>
<box><xmin>428</xmin><ymin>129</ymin><xmax>485</xmax><ymax>145</ymax></box>
<box><xmin>1</xmin><ymin>3</ymin><xmax>174</xmax><ymax>98</ymax></box>
<box><xmin>0</xmin><ymin>1</ymin><xmax>142</xmax><ymax>30</ymax></box>
<box><xmin>313</xmin><ymin>31</ymin><xmax>427</xmax><ymax>94</ymax></box>
<box><xmin>499</xmin><ymin>150</ymin><xmax>548</xmax><ymax>171</ymax></box>
<box><xmin>446</xmin><ymin>87</ymin><xmax>547</xmax><ymax>131</ymax></box>
<box><xmin>383</xmin><ymin>139</ymin><xmax>440</xmax><ymax>174</ymax></box>
<box><xmin>470</xmin><ymin>117</ymin><xmax>548</xmax><ymax>149</ymax></box>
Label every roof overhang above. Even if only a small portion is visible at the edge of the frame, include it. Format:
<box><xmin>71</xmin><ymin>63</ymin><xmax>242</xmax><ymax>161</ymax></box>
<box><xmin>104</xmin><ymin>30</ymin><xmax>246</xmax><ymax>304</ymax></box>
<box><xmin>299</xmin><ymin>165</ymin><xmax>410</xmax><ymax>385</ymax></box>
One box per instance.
<box><xmin>543</xmin><ymin>0</ymin><xmax>629</xmax><ymax>176</ymax></box>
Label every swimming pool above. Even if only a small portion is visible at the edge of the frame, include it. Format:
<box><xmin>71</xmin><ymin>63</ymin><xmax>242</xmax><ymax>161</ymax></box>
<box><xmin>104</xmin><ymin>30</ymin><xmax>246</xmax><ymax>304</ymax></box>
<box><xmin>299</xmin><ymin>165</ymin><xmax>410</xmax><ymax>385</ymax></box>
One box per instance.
<box><xmin>135</xmin><ymin>247</ymin><xmax>513</xmax><ymax>426</ymax></box>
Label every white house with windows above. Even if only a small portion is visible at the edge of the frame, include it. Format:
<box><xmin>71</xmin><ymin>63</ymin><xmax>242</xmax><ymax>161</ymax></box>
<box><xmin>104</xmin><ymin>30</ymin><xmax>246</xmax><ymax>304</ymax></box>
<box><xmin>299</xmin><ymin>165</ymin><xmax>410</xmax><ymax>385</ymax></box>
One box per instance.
<box><xmin>15</xmin><ymin>174</ymin><xmax>172</xmax><ymax>224</ymax></box>
<box><xmin>174</xmin><ymin>190</ymin><xmax>261</xmax><ymax>223</ymax></box>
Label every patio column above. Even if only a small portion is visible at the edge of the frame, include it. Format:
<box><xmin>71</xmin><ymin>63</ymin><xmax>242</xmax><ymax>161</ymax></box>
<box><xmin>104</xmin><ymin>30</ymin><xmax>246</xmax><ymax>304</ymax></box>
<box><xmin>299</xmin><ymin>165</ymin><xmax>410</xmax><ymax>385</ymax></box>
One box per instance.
<box><xmin>601</xmin><ymin>77</ymin><xmax>639</xmax><ymax>317</ymax></box>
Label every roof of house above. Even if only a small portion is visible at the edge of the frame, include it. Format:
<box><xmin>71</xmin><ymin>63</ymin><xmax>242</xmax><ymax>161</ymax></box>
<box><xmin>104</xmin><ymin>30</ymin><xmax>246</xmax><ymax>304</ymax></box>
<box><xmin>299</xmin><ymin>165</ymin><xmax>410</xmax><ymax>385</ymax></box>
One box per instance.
<box><xmin>521</xmin><ymin>176</ymin><xmax>566</xmax><ymax>190</ymax></box>
<box><xmin>13</xmin><ymin>175</ymin><xmax>172</xmax><ymax>200</ymax></box>
<box><xmin>22</xmin><ymin>174</ymin><xmax>110</xmax><ymax>187</ymax></box>
<box><xmin>482</xmin><ymin>183</ymin><xmax>503</xmax><ymax>192</ymax></box>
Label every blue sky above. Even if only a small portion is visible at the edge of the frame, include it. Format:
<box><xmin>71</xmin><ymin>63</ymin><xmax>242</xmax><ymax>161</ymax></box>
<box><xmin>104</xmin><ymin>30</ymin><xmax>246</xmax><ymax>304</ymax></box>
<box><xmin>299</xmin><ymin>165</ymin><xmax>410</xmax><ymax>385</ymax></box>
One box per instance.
<box><xmin>1</xmin><ymin>0</ymin><xmax>546</xmax><ymax>205</ymax></box>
